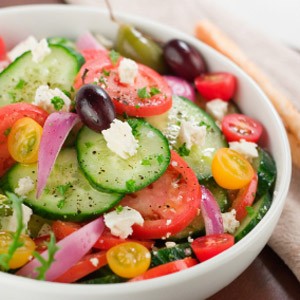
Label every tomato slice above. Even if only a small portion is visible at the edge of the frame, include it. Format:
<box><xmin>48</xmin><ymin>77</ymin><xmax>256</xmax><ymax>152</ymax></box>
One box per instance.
<box><xmin>194</xmin><ymin>72</ymin><xmax>237</xmax><ymax>101</ymax></box>
<box><xmin>120</xmin><ymin>151</ymin><xmax>201</xmax><ymax>239</ymax></box>
<box><xmin>74</xmin><ymin>54</ymin><xmax>172</xmax><ymax>117</ymax></box>
<box><xmin>221</xmin><ymin>113</ymin><xmax>263</xmax><ymax>142</ymax></box>
<box><xmin>80</xmin><ymin>49</ymin><xmax>109</xmax><ymax>62</ymax></box>
<box><xmin>130</xmin><ymin>257</ymin><xmax>198</xmax><ymax>282</ymax></box>
<box><xmin>54</xmin><ymin>251</ymin><xmax>107</xmax><ymax>283</ymax></box>
<box><xmin>52</xmin><ymin>220</ymin><xmax>82</xmax><ymax>241</ymax></box>
<box><xmin>191</xmin><ymin>234</ymin><xmax>234</xmax><ymax>262</ymax></box>
<box><xmin>0</xmin><ymin>36</ymin><xmax>6</xmax><ymax>60</ymax></box>
<box><xmin>0</xmin><ymin>103</ymin><xmax>48</xmax><ymax>176</ymax></box>
<box><xmin>231</xmin><ymin>173</ymin><xmax>258</xmax><ymax>221</ymax></box>
<box><xmin>33</xmin><ymin>235</ymin><xmax>50</xmax><ymax>253</ymax></box>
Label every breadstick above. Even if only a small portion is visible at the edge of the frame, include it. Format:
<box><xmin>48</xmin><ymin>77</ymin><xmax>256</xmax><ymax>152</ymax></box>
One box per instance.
<box><xmin>195</xmin><ymin>20</ymin><xmax>300</xmax><ymax>167</ymax></box>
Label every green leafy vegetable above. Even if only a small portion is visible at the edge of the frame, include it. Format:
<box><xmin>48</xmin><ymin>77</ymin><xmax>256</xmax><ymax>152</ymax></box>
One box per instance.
<box><xmin>51</xmin><ymin>96</ymin><xmax>65</xmax><ymax>111</ymax></box>
<box><xmin>177</xmin><ymin>143</ymin><xmax>190</xmax><ymax>157</ymax></box>
<box><xmin>115</xmin><ymin>205</ymin><xmax>123</xmax><ymax>214</ymax></box>
<box><xmin>109</xmin><ymin>50</ymin><xmax>120</xmax><ymax>65</ymax></box>
<box><xmin>137</xmin><ymin>87</ymin><xmax>150</xmax><ymax>99</ymax></box>
<box><xmin>150</xmin><ymin>87</ymin><xmax>161</xmax><ymax>96</ymax></box>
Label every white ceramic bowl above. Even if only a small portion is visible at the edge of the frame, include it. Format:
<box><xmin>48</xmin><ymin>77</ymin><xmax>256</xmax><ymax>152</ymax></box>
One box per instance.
<box><xmin>0</xmin><ymin>5</ymin><xmax>291</xmax><ymax>300</ymax></box>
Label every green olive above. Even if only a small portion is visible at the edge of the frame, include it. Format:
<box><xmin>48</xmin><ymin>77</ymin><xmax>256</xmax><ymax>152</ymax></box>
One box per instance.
<box><xmin>115</xmin><ymin>24</ymin><xmax>167</xmax><ymax>74</ymax></box>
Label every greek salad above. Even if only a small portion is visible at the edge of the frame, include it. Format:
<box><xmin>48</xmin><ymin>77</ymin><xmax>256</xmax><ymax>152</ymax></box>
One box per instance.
<box><xmin>0</xmin><ymin>23</ymin><xmax>276</xmax><ymax>283</ymax></box>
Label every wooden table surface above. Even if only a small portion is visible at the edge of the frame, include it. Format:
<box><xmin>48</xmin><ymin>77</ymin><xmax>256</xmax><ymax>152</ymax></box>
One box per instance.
<box><xmin>1</xmin><ymin>0</ymin><xmax>300</xmax><ymax>299</ymax></box>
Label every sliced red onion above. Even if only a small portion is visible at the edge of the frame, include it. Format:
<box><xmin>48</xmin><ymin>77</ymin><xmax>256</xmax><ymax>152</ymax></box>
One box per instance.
<box><xmin>76</xmin><ymin>31</ymin><xmax>106</xmax><ymax>51</ymax></box>
<box><xmin>36</xmin><ymin>112</ymin><xmax>80</xmax><ymax>198</ymax></box>
<box><xmin>164</xmin><ymin>75</ymin><xmax>196</xmax><ymax>102</ymax></box>
<box><xmin>17</xmin><ymin>217</ymin><xmax>105</xmax><ymax>281</ymax></box>
<box><xmin>200</xmin><ymin>185</ymin><xmax>224</xmax><ymax>235</ymax></box>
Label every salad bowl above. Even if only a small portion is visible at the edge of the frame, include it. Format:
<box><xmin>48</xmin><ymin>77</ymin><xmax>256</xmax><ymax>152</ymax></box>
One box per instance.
<box><xmin>0</xmin><ymin>4</ymin><xmax>291</xmax><ymax>300</ymax></box>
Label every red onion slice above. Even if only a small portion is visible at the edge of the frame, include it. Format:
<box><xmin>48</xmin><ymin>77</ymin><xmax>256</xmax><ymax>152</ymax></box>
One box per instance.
<box><xmin>164</xmin><ymin>75</ymin><xmax>196</xmax><ymax>102</ymax></box>
<box><xmin>36</xmin><ymin>112</ymin><xmax>80</xmax><ymax>198</ymax></box>
<box><xmin>16</xmin><ymin>217</ymin><xmax>105</xmax><ymax>281</ymax></box>
<box><xmin>200</xmin><ymin>185</ymin><xmax>224</xmax><ymax>235</ymax></box>
<box><xmin>76</xmin><ymin>31</ymin><xmax>106</xmax><ymax>51</ymax></box>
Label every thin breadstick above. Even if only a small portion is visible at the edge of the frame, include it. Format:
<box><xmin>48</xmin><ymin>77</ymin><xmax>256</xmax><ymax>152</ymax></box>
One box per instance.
<box><xmin>287</xmin><ymin>132</ymin><xmax>300</xmax><ymax>168</ymax></box>
<box><xmin>195</xmin><ymin>20</ymin><xmax>300</xmax><ymax>167</ymax></box>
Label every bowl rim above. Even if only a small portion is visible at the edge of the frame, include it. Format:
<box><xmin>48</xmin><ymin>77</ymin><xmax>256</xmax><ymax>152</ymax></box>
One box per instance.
<box><xmin>0</xmin><ymin>3</ymin><xmax>292</xmax><ymax>296</ymax></box>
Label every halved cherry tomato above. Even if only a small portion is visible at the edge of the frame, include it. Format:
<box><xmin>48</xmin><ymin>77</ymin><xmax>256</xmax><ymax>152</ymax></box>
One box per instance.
<box><xmin>194</xmin><ymin>72</ymin><xmax>237</xmax><ymax>101</ymax></box>
<box><xmin>7</xmin><ymin>117</ymin><xmax>43</xmax><ymax>164</ymax></box>
<box><xmin>221</xmin><ymin>113</ymin><xmax>263</xmax><ymax>142</ymax></box>
<box><xmin>107</xmin><ymin>242</ymin><xmax>151</xmax><ymax>278</ymax></box>
<box><xmin>0</xmin><ymin>36</ymin><xmax>6</xmax><ymax>60</ymax></box>
<box><xmin>191</xmin><ymin>234</ymin><xmax>234</xmax><ymax>262</ymax></box>
<box><xmin>0</xmin><ymin>231</ymin><xmax>36</xmax><ymax>269</ymax></box>
<box><xmin>231</xmin><ymin>173</ymin><xmax>258</xmax><ymax>221</ymax></box>
<box><xmin>212</xmin><ymin>148</ymin><xmax>254</xmax><ymax>190</ymax></box>
<box><xmin>130</xmin><ymin>257</ymin><xmax>198</xmax><ymax>282</ymax></box>
<box><xmin>54</xmin><ymin>251</ymin><xmax>107</xmax><ymax>283</ymax></box>
<box><xmin>0</xmin><ymin>103</ymin><xmax>48</xmax><ymax>176</ymax></box>
<box><xmin>74</xmin><ymin>54</ymin><xmax>172</xmax><ymax>117</ymax></box>
<box><xmin>120</xmin><ymin>151</ymin><xmax>201</xmax><ymax>239</ymax></box>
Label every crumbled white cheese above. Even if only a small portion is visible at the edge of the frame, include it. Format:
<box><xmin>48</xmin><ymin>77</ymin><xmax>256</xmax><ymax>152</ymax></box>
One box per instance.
<box><xmin>7</xmin><ymin>35</ymin><xmax>38</xmax><ymax>61</ymax></box>
<box><xmin>206</xmin><ymin>99</ymin><xmax>228</xmax><ymax>121</ymax></box>
<box><xmin>165</xmin><ymin>241</ymin><xmax>176</xmax><ymax>248</ymax></box>
<box><xmin>37</xmin><ymin>223</ymin><xmax>52</xmax><ymax>237</ymax></box>
<box><xmin>104</xmin><ymin>206</ymin><xmax>144</xmax><ymax>239</ymax></box>
<box><xmin>171</xmin><ymin>160</ymin><xmax>178</xmax><ymax>167</ymax></box>
<box><xmin>118</xmin><ymin>58</ymin><xmax>138</xmax><ymax>85</ymax></box>
<box><xmin>222</xmin><ymin>209</ymin><xmax>240</xmax><ymax>234</ymax></box>
<box><xmin>102</xmin><ymin>119</ymin><xmax>139</xmax><ymax>159</ymax></box>
<box><xmin>33</xmin><ymin>85</ymin><xmax>72</xmax><ymax>113</ymax></box>
<box><xmin>166</xmin><ymin>219</ymin><xmax>172</xmax><ymax>226</ymax></box>
<box><xmin>31</xmin><ymin>39</ymin><xmax>51</xmax><ymax>63</ymax></box>
<box><xmin>187</xmin><ymin>236</ymin><xmax>194</xmax><ymax>243</ymax></box>
<box><xmin>1</xmin><ymin>204</ymin><xmax>32</xmax><ymax>232</ymax></box>
<box><xmin>229</xmin><ymin>139</ymin><xmax>258</xmax><ymax>161</ymax></box>
<box><xmin>178</xmin><ymin>120</ymin><xmax>206</xmax><ymax>150</ymax></box>
<box><xmin>14</xmin><ymin>176</ymin><xmax>35</xmax><ymax>196</ymax></box>
<box><xmin>90</xmin><ymin>258</ymin><xmax>99</xmax><ymax>267</ymax></box>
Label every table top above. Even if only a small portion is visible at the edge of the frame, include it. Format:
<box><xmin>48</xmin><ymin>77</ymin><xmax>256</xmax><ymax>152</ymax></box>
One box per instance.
<box><xmin>1</xmin><ymin>0</ymin><xmax>300</xmax><ymax>299</ymax></box>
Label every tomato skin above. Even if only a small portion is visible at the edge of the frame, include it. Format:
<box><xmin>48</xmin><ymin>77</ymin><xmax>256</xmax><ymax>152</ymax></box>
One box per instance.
<box><xmin>33</xmin><ymin>235</ymin><xmax>50</xmax><ymax>253</ymax></box>
<box><xmin>52</xmin><ymin>220</ymin><xmax>81</xmax><ymax>241</ymax></box>
<box><xmin>191</xmin><ymin>234</ymin><xmax>234</xmax><ymax>262</ymax></box>
<box><xmin>221</xmin><ymin>114</ymin><xmax>263</xmax><ymax>142</ymax></box>
<box><xmin>212</xmin><ymin>148</ymin><xmax>255</xmax><ymax>190</ymax></box>
<box><xmin>231</xmin><ymin>173</ymin><xmax>258</xmax><ymax>221</ymax></box>
<box><xmin>0</xmin><ymin>103</ymin><xmax>48</xmax><ymax>176</ymax></box>
<box><xmin>130</xmin><ymin>257</ymin><xmax>198</xmax><ymax>282</ymax></box>
<box><xmin>80</xmin><ymin>49</ymin><xmax>108</xmax><ymax>62</ymax></box>
<box><xmin>0</xmin><ymin>36</ymin><xmax>6</xmax><ymax>60</ymax></box>
<box><xmin>120</xmin><ymin>151</ymin><xmax>201</xmax><ymax>239</ymax></box>
<box><xmin>54</xmin><ymin>251</ymin><xmax>107</xmax><ymax>283</ymax></box>
<box><xmin>194</xmin><ymin>72</ymin><xmax>236</xmax><ymax>101</ymax></box>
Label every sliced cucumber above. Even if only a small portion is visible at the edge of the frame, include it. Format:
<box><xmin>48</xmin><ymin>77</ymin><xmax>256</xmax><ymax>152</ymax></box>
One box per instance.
<box><xmin>1</xmin><ymin>148</ymin><xmax>122</xmax><ymax>222</ymax></box>
<box><xmin>76</xmin><ymin>118</ymin><xmax>170</xmax><ymax>194</ymax></box>
<box><xmin>252</xmin><ymin>147</ymin><xmax>277</xmax><ymax>198</ymax></box>
<box><xmin>0</xmin><ymin>44</ymin><xmax>84</xmax><ymax>107</ymax></box>
<box><xmin>146</xmin><ymin>95</ymin><xmax>227</xmax><ymax>181</ymax></box>
<box><xmin>234</xmin><ymin>193</ymin><xmax>271</xmax><ymax>242</ymax></box>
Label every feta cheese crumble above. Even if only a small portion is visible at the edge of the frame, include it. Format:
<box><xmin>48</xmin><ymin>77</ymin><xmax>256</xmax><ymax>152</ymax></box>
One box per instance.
<box><xmin>229</xmin><ymin>139</ymin><xmax>258</xmax><ymax>161</ymax></box>
<box><xmin>206</xmin><ymin>99</ymin><xmax>228</xmax><ymax>121</ymax></box>
<box><xmin>14</xmin><ymin>176</ymin><xmax>35</xmax><ymax>196</ymax></box>
<box><xmin>34</xmin><ymin>85</ymin><xmax>72</xmax><ymax>113</ymax></box>
<box><xmin>118</xmin><ymin>58</ymin><xmax>138</xmax><ymax>85</ymax></box>
<box><xmin>102</xmin><ymin>119</ymin><xmax>139</xmax><ymax>159</ymax></box>
<box><xmin>222</xmin><ymin>209</ymin><xmax>240</xmax><ymax>234</ymax></box>
<box><xmin>31</xmin><ymin>38</ymin><xmax>51</xmax><ymax>63</ymax></box>
<box><xmin>165</xmin><ymin>241</ymin><xmax>176</xmax><ymax>248</ymax></box>
<box><xmin>178</xmin><ymin>120</ymin><xmax>206</xmax><ymax>150</ymax></box>
<box><xmin>104</xmin><ymin>206</ymin><xmax>144</xmax><ymax>239</ymax></box>
<box><xmin>7</xmin><ymin>36</ymin><xmax>38</xmax><ymax>61</ymax></box>
<box><xmin>90</xmin><ymin>258</ymin><xmax>99</xmax><ymax>267</ymax></box>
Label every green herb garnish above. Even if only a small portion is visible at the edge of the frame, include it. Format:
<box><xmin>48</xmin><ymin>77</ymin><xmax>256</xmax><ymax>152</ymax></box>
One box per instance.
<box><xmin>246</xmin><ymin>206</ymin><xmax>255</xmax><ymax>217</ymax></box>
<box><xmin>141</xmin><ymin>157</ymin><xmax>152</xmax><ymax>166</ymax></box>
<box><xmin>51</xmin><ymin>96</ymin><xmax>65</xmax><ymax>111</ymax></box>
<box><xmin>126</xmin><ymin>179</ymin><xmax>136</xmax><ymax>192</ymax></box>
<box><xmin>103</xmin><ymin>69</ymin><xmax>111</xmax><ymax>76</ymax></box>
<box><xmin>3</xmin><ymin>128</ymin><xmax>11</xmax><ymax>137</ymax></box>
<box><xmin>109</xmin><ymin>50</ymin><xmax>120</xmax><ymax>65</ymax></box>
<box><xmin>15</xmin><ymin>79</ymin><xmax>26</xmax><ymax>89</ymax></box>
<box><xmin>57</xmin><ymin>183</ymin><xmax>71</xmax><ymax>197</ymax></box>
<box><xmin>115</xmin><ymin>205</ymin><xmax>123</xmax><ymax>214</ymax></box>
<box><xmin>137</xmin><ymin>87</ymin><xmax>150</xmax><ymax>99</ymax></box>
<box><xmin>150</xmin><ymin>87</ymin><xmax>161</xmax><ymax>97</ymax></box>
<box><xmin>156</xmin><ymin>154</ymin><xmax>164</xmax><ymax>165</ymax></box>
<box><xmin>177</xmin><ymin>143</ymin><xmax>190</xmax><ymax>157</ymax></box>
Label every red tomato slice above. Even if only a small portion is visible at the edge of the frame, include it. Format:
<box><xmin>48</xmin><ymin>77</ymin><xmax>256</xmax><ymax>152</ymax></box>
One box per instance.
<box><xmin>130</xmin><ymin>257</ymin><xmax>198</xmax><ymax>282</ymax></box>
<box><xmin>52</xmin><ymin>220</ymin><xmax>82</xmax><ymax>241</ymax></box>
<box><xmin>54</xmin><ymin>251</ymin><xmax>107</xmax><ymax>283</ymax></box>
<box><xmin>0</xmin><ymin>103</ymin><xmax>48</xmax><ymax>176</ymax></box>
<box><xmin>74</xmin><ymin>55</ymin><xmax>172</xmax><ymax>117</ymax></box>
<box><xmin>80</xmin><ymin>48</ymin><xmax>109</xmax><ymax>63</ymax></box>
<box><xmin>0</xmin><ymin>36</ymin><xmax>6</xmax><ymax>60</ymax></box>
<box><xmin>194</xmin><ymin>72</ymin><xmax>236</xmax><ymax>101</ymax></box>
<box><xmin>33</xmin><ymin>235</ymin><xmax>51</xmax><ymax>253</ymax></box>
<box><xmin>231</xmin><ymin>173</ymin><xmax>258</xmax><ymax>221</ymax></box>
<box><xmin>191</xmin><ymin>234</ymin><xmax>234</xmax><ymax>262</ymax></box>
<box><xmin>120</xmin><ymin>151</ymin><xmax>201</xmax><ymax>239</ymax></box>
<box><xmin>221</xmin><ymin>113</ymin><xmax>263</xmax><ymax>142</ymax></box>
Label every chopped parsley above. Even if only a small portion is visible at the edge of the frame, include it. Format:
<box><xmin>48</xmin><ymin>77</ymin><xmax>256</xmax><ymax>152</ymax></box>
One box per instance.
<box><xmin>137</xmin><ymin>87</ymin><xmax>150</xmax><ymax>99</ymax></box>
<box><xmin>103</xmin><ymin>69</ymin><xmax>111</xmax><ymax>76</ymax></box>
<box><xmin>57</xmin><ymin>183</ymin><xmax>71</xmax><ymax>197</ymax></box>
<box><xmin>109</xmin><ymin>50</ymin><xmax>120</xmax><ymax>65</ymax></box>
<box><xmin>51</xmin><ymin>96</ymin><xmax>65</xmax><ymax>111</ymax></box>
<box><xmin>62</xmin><ymin>89</ymin><xmax>71</xmax><ymax>98</ymax></box>
<box><xmin>15</xmin><ymin>79</ymin><xmax>26</xmax><ymax>89</ymax></box>
<box><xmin>246</xmin><ymin>206</ymin><xmax>255</xmax><ymax>217</ymax></box>
<box><xmin>3</xmin><ymin>128</ymin><xmax>11</xmax><ymax>137</ymax></box>
<box><xmin>115</xmin><ymin>205</ymin><xmax>123</xmax><ymax>214</ymax></box>
<box><xmin>57</xmin><ymin>199</ymin><xmax>65</xmax><ymax>209</ymax></box>
<box><xmin>156</xmin><ymin>154</ymin><xmax>164</xmax><ymax>165</ymax></box>
<box><xmin>178</xmin><ymin>143</ymin><xmax>190</xmax><ymax>157</ymax></box>
<box><xmin>150</xmin><ymin>87</ymin><xmax>161</xmax><ymax>97</ymax></box>
<box><xmin>134</xmin><ymin>104</ymin><xmax>141</xmax><ymax>109</ymax></box>
<box><xmin>126</xmin><ymin>179</ymin><xmax>136</xmax><ymax>193</ymax></box>
<box><xmin>141</xmin><ymin>157</ymin><xmax>152</xmax><ymax>166</ymax></box>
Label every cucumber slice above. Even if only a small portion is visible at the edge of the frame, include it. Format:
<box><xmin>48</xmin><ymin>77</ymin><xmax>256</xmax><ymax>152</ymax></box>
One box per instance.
<box><xmin>252</xmin><ymin>148</ymin><xmax>277</xmax><ymax>198</ymax></box>
<box><xmin>1</xmin><ymin>148</ymin><xmax>122</xmax><ymax>222</ymax></box>
<box><xmin>234</xmin><ymin>193</ymin><xmax>271</xmax><ymax>242</ymax></box>
<box><xmin>146</xmin><ymin>95</ymin><xmax>227</xmax><ymax>180</ymax></box>
<box><xmin>76</xmin><ymin>118</ymin><xmax>170</xmax><ymax>194</ymax></box>
<box><xmin>0</xmin><ymin>44</ymin><xmax>84</xmax><ymax>107</ymax></box>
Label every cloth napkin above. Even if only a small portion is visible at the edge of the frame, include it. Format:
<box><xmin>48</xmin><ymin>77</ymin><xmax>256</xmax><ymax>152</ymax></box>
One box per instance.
<box><xmin>66</xmin><ymin>0</ymin><xmax>300</xmax><ymax>281</ymax></box>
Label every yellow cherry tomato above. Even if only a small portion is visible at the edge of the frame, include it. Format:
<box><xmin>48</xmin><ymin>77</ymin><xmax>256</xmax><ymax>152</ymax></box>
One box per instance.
<box><xmin>7</xmin><ymin>117</ymin><xmax>43</xmax><ymax>164</ymax></box>
<box><xmin>0</xmin><ymin>231</ymin><xmax>36</xmax><ymax>269</ymax></box>
<box><xmin>212</xmin><ymin>148</ymin><xmax>254</xmax><ymax>189</ymax></box>
<box><xmin>106</xmin><ymin>241</ymin><xmax>151</xmax><ymax>278</ymax></box>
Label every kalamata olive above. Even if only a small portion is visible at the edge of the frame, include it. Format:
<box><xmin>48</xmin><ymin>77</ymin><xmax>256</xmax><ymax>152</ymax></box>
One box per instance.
<box><xmin>75</xmin><ymin>84</ymin><xmax>116</xmax><ymax>132</ymax></box>
<box><xmin>163</xmin><ymin>39</ymin><xmax>206</xmax><ymax>81</ymax></box>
